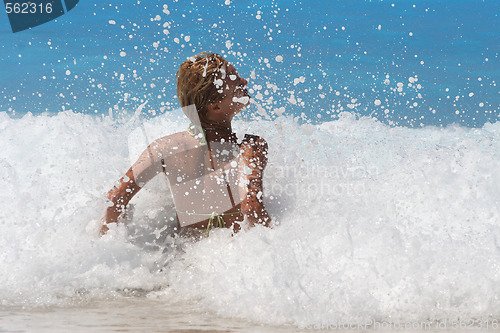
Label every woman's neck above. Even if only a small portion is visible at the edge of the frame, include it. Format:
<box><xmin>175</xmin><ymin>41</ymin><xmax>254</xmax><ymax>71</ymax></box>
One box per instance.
<box><xmin>200</xmin><ymin>119</ymin><xmax>233</xmax><ymax>132</ymax></box>
<box><xmin>200</xmin><ymin>121</ymin><xmax>237</xmax><ymax>143</ymax></box>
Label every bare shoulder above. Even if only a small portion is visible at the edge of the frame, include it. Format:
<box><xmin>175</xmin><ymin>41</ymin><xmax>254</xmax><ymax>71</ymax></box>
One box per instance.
<box><xmin>242</xmin><ymin>134</ymin><xmax>269</xmax><ymax>150</ymax></box>
<box><xmin>153</xmin><ymin>131</ymin><xmax>186</xmax><ymax>145</ymax></box>
<box><xmin>240</xmin><ymin>134</ymin><xmax>269</xmax><ymax>170</ymax></box>
<box><xmin>150</xmin><ymin>131</ymin><xmax>192</xmax><ymax>155</ymax></box>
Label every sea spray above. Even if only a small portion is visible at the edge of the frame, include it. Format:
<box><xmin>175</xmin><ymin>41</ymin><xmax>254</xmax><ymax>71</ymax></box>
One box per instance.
<box><xmin>1</xmin><ymin>111</ymin><xmax>500</xmax><ymax>326</ymax></box>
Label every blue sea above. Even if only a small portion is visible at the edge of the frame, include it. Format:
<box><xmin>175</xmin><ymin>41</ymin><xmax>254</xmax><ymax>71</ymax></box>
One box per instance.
<box><xmin>1</xmin><ymin>1</ymin><xmax>500</xmax><ymax>332</ymax></box>
<box><xmin>1</xmin><ymin>0</ymin><xmax>499</xmax><ymax>126</ymax></box>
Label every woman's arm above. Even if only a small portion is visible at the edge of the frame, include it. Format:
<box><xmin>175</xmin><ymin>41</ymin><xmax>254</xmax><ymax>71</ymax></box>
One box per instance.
<box><xmin>100</xmin><ymin>141</ymin><xmax>165</xmax><ymax>235</ymax></box>
<box><xmin>238</xmin><ymin>135</ymin><xmax>271</xmax><ymax>227</ymax></box>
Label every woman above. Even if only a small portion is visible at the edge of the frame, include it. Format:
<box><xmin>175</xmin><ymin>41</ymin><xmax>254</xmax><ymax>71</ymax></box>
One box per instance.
<box><xmin>100</xmin><ymin>52</ymin><xmax>271</xmax><ymax>236</ymax></box>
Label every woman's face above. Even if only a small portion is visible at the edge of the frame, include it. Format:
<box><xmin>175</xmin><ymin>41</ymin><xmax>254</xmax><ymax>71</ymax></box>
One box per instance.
<box><xmin>217</xmin><ymin>63</ymin><xmax>250</xmax><ymax>116</ymax></box>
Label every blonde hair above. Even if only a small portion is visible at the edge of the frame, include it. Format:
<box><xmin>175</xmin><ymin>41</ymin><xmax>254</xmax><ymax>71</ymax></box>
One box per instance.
<box><xmin>176</xmin><ymin>52</ymin><xmax>228</xmax><ymax>120</ymax></box>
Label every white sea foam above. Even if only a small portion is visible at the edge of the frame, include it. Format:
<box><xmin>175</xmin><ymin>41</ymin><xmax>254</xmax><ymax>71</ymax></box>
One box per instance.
<box><xmin>1</xmin><ymin>111</ymin><xmax>500</xmax><ymax>326</ymax></box>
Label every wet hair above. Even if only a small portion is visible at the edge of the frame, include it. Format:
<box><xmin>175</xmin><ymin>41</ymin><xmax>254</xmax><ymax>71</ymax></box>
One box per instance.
<box><xmin>176</xmin><ymin>52</ymin><xmax>228</xmax><ymax>121</ymax></box>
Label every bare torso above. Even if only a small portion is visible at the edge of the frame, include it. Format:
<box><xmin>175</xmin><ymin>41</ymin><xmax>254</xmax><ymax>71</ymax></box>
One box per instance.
<box><xmin>100</xmin><ymin>128</ymin><xmax>270</xmax><ymax>236</ymax></box>
<box><xmin>158</xmin><ymin>130</ymin><xmax>244</xmax><ymax>232</ymax></box>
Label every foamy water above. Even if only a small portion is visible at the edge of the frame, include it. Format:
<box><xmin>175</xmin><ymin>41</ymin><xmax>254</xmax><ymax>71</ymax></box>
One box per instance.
<box><xmin>1</xmin><ymin>110</ymin><xmax>500</xmax><ymax>328</ymax></box>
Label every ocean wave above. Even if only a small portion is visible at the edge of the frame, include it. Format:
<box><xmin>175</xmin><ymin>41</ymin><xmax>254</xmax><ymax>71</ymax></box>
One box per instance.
<box><xmin>1</xmin><ymin>111</ymin><xmax>500</xmax><ymax>325</ymax></box>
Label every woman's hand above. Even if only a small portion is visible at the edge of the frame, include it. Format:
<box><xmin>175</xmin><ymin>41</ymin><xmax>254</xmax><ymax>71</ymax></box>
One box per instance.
<box><xmin>99</xmin><ymin>222</ymin><xmax>109</xmax><ymax>236</ymax></box>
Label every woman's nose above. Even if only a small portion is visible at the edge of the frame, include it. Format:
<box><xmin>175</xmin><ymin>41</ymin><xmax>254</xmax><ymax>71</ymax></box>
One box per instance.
<box><xmin>240</xmin><ymin>77</ymin><xmax>248</xmax><ymax>86</ymax></box>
